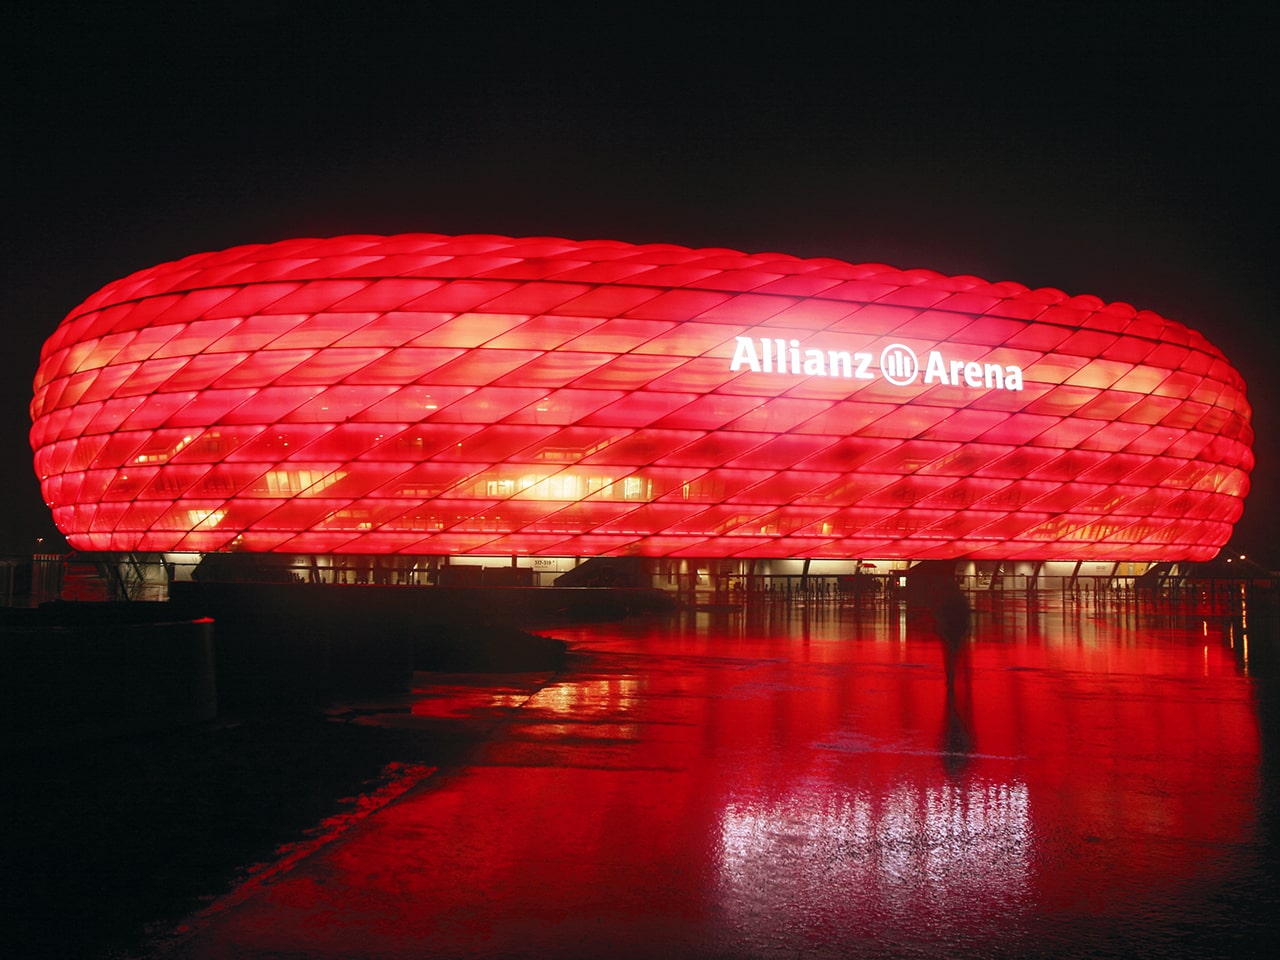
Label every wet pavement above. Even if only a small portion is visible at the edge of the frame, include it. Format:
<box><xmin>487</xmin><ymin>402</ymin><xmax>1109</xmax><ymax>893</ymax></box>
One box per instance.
<box><xmin>143</xmin><ymin>596</ymin><xmax>1277</xmax><ymax>959</ymax></box>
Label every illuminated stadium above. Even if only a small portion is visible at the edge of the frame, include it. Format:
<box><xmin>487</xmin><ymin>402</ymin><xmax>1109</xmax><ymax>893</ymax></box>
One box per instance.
<box><xmin>29</xmin><ymin>233</ymin><xmax>1253</xmax><ymax>589</ymax></box>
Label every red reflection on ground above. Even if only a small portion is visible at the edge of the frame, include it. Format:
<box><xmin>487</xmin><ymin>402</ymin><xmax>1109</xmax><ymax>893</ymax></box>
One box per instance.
<box><xmin>168</xmin><ymin>601</ymin><xmax>1261</xmax><ymax>959</ymax></box>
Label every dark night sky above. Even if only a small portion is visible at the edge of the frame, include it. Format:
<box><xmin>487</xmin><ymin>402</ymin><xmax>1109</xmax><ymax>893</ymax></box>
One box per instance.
<box><xmin>3</xmin><ymin>2</ymin><xmax>1275</xmax><ymax>560</ymax></box>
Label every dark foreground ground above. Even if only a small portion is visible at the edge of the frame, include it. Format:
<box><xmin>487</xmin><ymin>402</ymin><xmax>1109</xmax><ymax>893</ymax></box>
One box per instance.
<box><xmin>4</xmin><ymin>708</ymin><xmax>419</xmax><ymax>957</ymax></box>
<box><xmin>5</xmin><ymin>599</ymin><xmax>1280</xmax><ymax>960</ymax></box>
<box><xmin>1</xmin><ymin>639</ymin><xmax>568</xmax><ymax>960</ymax></box>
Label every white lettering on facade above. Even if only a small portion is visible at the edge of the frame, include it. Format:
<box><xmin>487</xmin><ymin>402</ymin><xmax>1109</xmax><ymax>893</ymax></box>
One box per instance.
<box><xmin>730</xmin><ymin>335</ymin><xmax>1024</xmax><ymax>392</ymax></box>
<box><xmin>731</xmin><ymin>336</ymin><xmax>762</xmax><ymax>372</ymax></box>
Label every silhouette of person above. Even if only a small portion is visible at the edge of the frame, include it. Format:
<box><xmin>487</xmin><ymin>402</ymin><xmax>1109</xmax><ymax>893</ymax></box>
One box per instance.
<box><xmin>935</xmin><ymin>585</ymin><xmax>970</xmax><ymax>690</ymax></box>
<box><xmin>934</xmin><ymin>586</ymin><xmax>974</xmax><ymax>774</ymax></box>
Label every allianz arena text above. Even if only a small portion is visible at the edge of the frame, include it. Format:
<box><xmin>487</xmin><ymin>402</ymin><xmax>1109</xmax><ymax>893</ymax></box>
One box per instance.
<box><xmin>30</xmin><ymin>234</ymin><xmax>1253</xmax><ymax>561</ymax></box>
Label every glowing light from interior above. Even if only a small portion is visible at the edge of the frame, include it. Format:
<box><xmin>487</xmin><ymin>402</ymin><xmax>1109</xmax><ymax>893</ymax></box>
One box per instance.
<box><xmin>29</xmin><ymin>233</ymin><xmax>1253</xmax><ymax>557</ymax></box>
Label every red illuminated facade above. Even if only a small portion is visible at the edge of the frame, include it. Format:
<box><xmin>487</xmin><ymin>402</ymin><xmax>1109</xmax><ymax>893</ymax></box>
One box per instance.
<box><xmin>30</xmin><ymin>234</ymin><xmax>1253</xmax><ymax>560</ymax></box>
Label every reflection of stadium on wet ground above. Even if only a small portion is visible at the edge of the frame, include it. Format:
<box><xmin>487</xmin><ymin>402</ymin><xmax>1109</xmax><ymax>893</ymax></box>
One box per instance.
<box><xmin>150</xmin><ymin>591</ymin><xmax>1275</xmax><ymax>960</ymax></box>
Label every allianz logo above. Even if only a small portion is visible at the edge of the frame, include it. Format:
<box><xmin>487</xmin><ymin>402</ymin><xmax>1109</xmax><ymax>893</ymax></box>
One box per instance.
<box><xmin>729</xmin><ymin>335</ymin><xmax>1025</xmax><ymax>392</ymax></box>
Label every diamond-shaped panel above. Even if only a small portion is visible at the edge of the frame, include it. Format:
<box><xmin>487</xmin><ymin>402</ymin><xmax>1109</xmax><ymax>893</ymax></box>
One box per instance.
<box><xmin>30</xmin><ymin>233</ymin><xmax>1254</xmax><ymax>560</ymax></box>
